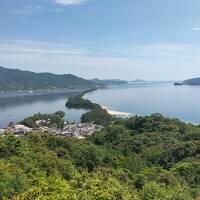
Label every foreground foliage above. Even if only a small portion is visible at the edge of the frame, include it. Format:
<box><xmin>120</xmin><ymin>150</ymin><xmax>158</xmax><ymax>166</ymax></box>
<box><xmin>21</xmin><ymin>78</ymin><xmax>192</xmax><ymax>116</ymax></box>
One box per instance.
<box><xmin>0</xmin><ymin>114</ymin><xmax>200</xmax><ymax>199</ymax></box>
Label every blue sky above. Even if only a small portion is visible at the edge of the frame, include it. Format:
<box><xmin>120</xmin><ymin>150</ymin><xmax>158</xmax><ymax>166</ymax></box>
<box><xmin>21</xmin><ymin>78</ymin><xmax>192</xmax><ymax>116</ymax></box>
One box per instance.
<box><xmin>0</xmin><ymin>0</ymin><xmax>200</xmax><ymax>80</ymax></box>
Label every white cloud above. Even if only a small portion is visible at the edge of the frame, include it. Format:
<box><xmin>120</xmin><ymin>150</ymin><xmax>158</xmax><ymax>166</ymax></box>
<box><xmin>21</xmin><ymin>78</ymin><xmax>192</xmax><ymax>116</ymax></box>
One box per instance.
<box><xmin>190</xmin><ymin>27</ymin><xmax>200</xmax><ymax>31</ymax></box>
<box><xmin>0</xmin><ymin>40</ymin><xmax>90</xmax><ymax>56</ymax></box>
<box><xmin>1</xmin><ymin>40</ymin><xmax>200</xmax><ymax>80</ymax></box>
<box><xmin>115</xmin><ymin>43</ymin><xmax>199</xmax><ymax>59</ymax></box>
<box><xmin>54</xmin><ymin>0</ymin><xmax>89</xmax><ymax>6</ymax></box>
<box><xmin>11</xmin><ymin>0</ymin><xmax>88</xmax><ymax>17</ymax></box>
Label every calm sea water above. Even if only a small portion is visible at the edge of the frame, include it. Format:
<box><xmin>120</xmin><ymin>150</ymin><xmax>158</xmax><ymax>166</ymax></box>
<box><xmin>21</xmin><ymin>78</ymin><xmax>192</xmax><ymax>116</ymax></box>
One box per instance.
<box><xmin>1</xmin><ymin>82</ymin><xmax>200</xmax><ymax>128</ymax></box>
<box><xmin>0</xmin><ymin>92</ymin><xmax>86</xmax><ymax>128</ymax></box>
<box><xmin>85</xmin><ymin>82</ymin><xmax>200</xmax><ymax>124</ymax></box>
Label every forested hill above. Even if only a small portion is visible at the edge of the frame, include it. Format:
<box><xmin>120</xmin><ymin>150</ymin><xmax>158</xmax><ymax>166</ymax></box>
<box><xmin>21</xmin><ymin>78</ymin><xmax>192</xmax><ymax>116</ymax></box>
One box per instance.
<box><xmin>183</xmin><ymin>78</ymin><xmax>200</xmax><ymax>86</ymax></box>
<box><xmin>0</xmin><ymin>114</ymin><xmax>200</xmax><ymax>199</ymax></box>
<box><xmin>0</xmin><ymin>66</ymin><xmax>98</xmax><ymax>91</ymax></box>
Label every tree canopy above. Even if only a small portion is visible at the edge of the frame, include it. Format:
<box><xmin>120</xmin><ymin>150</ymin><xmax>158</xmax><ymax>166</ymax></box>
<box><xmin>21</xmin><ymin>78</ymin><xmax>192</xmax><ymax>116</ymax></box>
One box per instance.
<box><xmin>0</xmin><ymin>114</ymin><xmax>200</xmax><ymax>199</ymax></box>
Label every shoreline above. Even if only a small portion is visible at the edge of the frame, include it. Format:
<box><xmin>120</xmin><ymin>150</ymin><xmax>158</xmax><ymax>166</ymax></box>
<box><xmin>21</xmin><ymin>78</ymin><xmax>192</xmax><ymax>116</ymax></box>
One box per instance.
<box><xmin>0</xmin><ymin>87</ymin><xmax>97</xmax><ymax>99</ymax></box>
<box><xmin>83</xmin><ymin>89</ymin><xmax>132</xmax><ymax>117</ymax></box>
<box><xmin>102</xmin><ymin>106</ymin><xmax>132</xmax><ymax>117</ymax></box>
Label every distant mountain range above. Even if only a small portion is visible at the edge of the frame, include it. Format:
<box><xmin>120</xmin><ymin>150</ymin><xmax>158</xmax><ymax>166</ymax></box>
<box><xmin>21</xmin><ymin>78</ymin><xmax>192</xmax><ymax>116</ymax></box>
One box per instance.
<box><xmin>91</xmin><ymin>78</ymin><xmax>128</xmax><ymax>85</ymax></box>
<box><xmin>0</xmin><ymin>66</ymin><xmax>98</xmax><ymax>91</ymax></box>
<box><xmin>174</xmin><ymin>77</ymin><xmax>200</xmax><ymax>86</ymax></box>
<box><xmin>183</xmin><ymin>78</ymin><xmax>200</xmax><ymax>86</ymax></box>
<box><xmin>131</xmin><ymin>79</ymin><xmax>146</xmax><ymax>83</ymax></box>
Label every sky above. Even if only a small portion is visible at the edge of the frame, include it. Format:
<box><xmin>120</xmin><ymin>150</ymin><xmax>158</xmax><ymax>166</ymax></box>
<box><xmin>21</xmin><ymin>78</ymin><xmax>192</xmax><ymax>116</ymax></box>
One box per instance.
<box><xmin>0</xmin><ymin>0</ymin><xmax>200</xmax><ymax>80</ymax></box>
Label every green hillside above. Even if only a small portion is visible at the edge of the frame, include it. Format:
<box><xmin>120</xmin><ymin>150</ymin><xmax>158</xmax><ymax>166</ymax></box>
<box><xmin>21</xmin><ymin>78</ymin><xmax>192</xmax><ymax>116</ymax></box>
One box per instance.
<box><xmin>0</xmin><ymin>66</ymin><xmax>97</xmax><ymax>91</ymax></box>
<box><xmin>0</xmin><ymin>114</ymin><xmax>200</xmax><ymax>199</ymax></box>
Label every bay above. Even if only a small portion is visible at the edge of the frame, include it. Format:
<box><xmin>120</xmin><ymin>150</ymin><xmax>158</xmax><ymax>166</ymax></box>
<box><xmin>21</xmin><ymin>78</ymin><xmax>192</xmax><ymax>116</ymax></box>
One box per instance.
<box><xmin>1</xmin><ymin>81</ymin><xmax>200</xmax><ymax>128</ymax></box>
<box><xmin>85</xmin><ymin>82</ymin><xmax>200</xmax><ymax>124</ymax></box>
<box><xmin>0</xmin><ymin>92</ymin><xmax>86</xmax><ymax>128</ymax></box>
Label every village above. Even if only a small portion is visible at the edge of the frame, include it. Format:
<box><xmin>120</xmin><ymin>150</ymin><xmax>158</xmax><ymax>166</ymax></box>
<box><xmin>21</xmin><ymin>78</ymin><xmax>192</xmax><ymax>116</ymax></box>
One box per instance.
<box><xmin>0</xmin><ymin>120</ymin><xmax>103</xmax><ymax>139</ymax></box>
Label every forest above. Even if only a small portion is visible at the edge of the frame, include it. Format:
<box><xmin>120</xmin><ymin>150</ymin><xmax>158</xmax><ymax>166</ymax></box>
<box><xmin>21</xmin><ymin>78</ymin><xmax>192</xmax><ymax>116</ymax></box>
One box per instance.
<box><xmin>0</xmin><ymin>66</ymin><xmax>98</xmax><ymax>91</ymax></box>
<box><xmin>21</xmin><ymin>111</ymin><xmax>65</xmax><ymax>129</ymax></box>
<box><xmin>0</xmin><ymin>113</ymin><xmax>200</xmax><ymax>199</ymax></box>
<box><xmin>66</xmin><ymin>92</ymin><xmax>113</xmax><ymax>126</ymax></box>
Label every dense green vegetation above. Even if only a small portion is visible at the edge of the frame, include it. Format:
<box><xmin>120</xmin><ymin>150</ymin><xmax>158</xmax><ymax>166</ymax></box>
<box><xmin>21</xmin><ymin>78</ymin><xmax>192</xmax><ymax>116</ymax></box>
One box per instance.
<box><xmin>66</xmin><ymin>92</ymin><xmax>113</xmax><ymax>126</ymax></box>
<box><xmin>0</xmin><ymin>66</ymin><xmax>98</xmax><ymax>91</ymax></box>
<box><xmin>0</xmin><ymin>113</ymin><xmax>200</xmax><ymax>199</ymax></box>
<box><xmin>66</xmin><ymin>90</ymin><xmax>96</xmax><ymax>110</ymax></box>
<box><xmin>81</xmin><ymin>106</ymin><xmax>112</xmax><ymax>126</ymax></box>
<box><xmin>21</xmin><ymin>111</ymin><xmax>65</xmax><ymax>128</ymax></box>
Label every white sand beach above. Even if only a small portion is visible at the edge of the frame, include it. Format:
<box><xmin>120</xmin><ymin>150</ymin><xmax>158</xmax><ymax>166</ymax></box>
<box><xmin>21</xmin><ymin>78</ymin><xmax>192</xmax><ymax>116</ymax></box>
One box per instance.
<box><xmin>102</xmin><ymin>106</ymin><xmax>131</xmax><ymax>116</ymax></box>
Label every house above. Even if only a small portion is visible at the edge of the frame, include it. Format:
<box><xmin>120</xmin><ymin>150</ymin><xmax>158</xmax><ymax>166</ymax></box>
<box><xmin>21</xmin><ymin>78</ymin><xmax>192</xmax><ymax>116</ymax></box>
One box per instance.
<box><xmin>36</xmin><ymin>120</ymin><xmax>47</xmax><ymax>125</ymax></box>
<box><xmin>14</xmin><ymin>125</ymin><xmax>32</xmax><ymax>133</ymax></box>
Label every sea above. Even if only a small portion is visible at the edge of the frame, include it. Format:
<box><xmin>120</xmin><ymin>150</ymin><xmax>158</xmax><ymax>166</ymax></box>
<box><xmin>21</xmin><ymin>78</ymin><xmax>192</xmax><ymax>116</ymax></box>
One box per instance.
<box><xmin>1</xmin><ymin>81</ymin><xmax>200</xmax><ymax>128</ymax></box>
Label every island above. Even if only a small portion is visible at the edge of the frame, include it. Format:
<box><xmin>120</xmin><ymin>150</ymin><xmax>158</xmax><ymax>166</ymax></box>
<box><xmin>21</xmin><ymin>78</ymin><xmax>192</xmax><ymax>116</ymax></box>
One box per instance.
<box><xmin>183</xmin><ymin>78</ymin><xmax>200</xmax><ymax>86</ymax></box>
<box><xmin>173</xmin><ymin>78</ymin><xmax>200</xmax><ymax>86</ymax></box>
<box><xmin>131</xmin><ymin>79</ymin><xmax>147</xmax><ymax>83</ymax></box>
<box><xmin>174</xmin><ymin>82</ymin><xmax>183</xmax><ymax>86</ymax></box>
